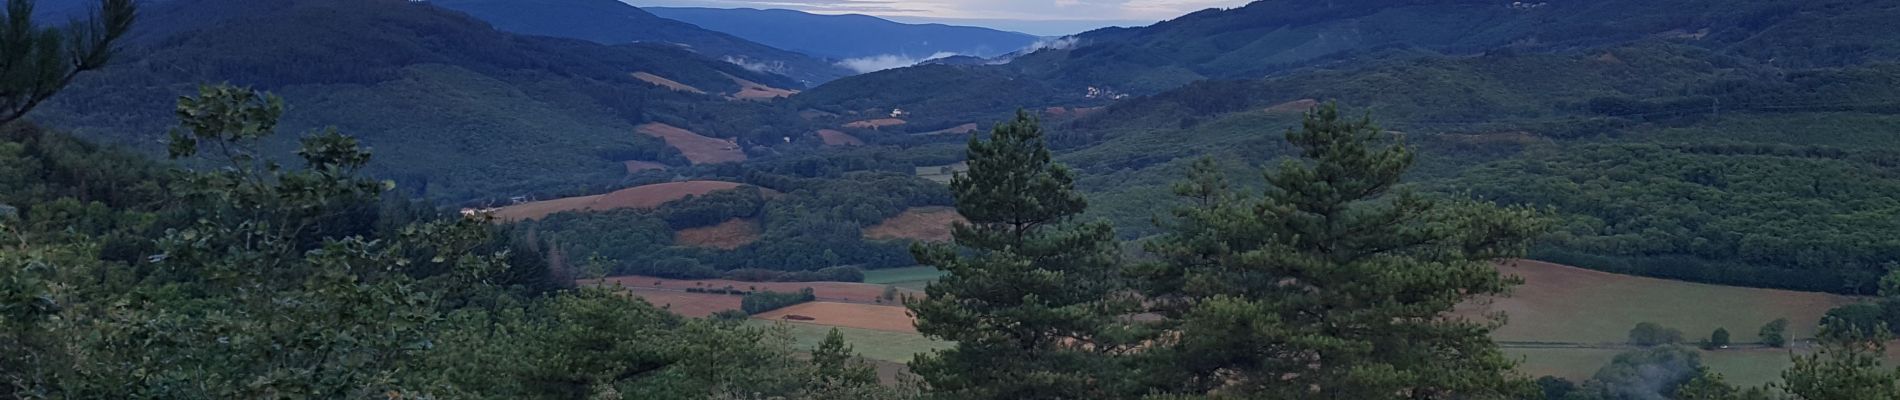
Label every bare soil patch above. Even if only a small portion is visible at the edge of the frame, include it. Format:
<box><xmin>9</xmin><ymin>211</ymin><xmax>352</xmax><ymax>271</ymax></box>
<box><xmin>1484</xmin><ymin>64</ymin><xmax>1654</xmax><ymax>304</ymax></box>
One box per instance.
<box><xmin>612</xmin><ymin>287</ymin><xmax>742</xmax><ymax>317</ymax></box>
<box><xmin>844</xmin><ymin>118</ymin><xmax>908</xmax><ymax>130</ymax></box>
<box><xmin>492</xmin><ymin>181</ymin><xmax>760</xmax><ymax>221</ymax></box>
<box><xmin>724</xmin><ymin>72</ymin><xmax>798</xmax><ymax>101</ymax></box>
<box><xmin>1264</xmin><ymin>99</ymin><xmax>1320</xmax><ymax>114</ymax></box>
<box><xmin>623</xmin><ymin>160</ymin><xmax>668</xmax><ymax>174</ymax></box>
<box><xmin>863</xmin><ymin>207</ymin><xmax>965</xmax><ymax>242</ymax></box>
<box><xmin>917</xmin><ymin>123</ymin><xmax>979</xmax><ymax>136</ymax></box>
<box><xmin>754</xmin><ymin>302</ymin><xmax>919</xmax><ymax>334</ymax></box>
<box><xmin>591</xmin><ymin>276</ymin><xmax>921</xmax><ymax>304</ymax></box>
<box><xmin>637</xmin><ymin>123</ymin><xmax>746</xmax><ymax>165</ymax></box>
<box><xmin>675</xmin><ymin>218</ymin><xmax>762</xmax><ymax>249</ymax></box>
<box><xmin>816</xmin><ymin>129</ymin><xmax>864</xmax><ymax>146</ymax></box>
<box><xmin>631</xmin><ymin>72</ymin><xmax>706</xmax><ymax>94</ymax></box>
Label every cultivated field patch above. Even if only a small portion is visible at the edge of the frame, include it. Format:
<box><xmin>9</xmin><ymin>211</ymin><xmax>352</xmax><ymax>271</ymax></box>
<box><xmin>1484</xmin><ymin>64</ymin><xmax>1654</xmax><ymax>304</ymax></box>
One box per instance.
<box><xmin>675</xmin><ymin>218</ymin><xmax>762</xmax><ymax>249</ymax></box>
<box><xmin>752</xmin><ymin>321</ymin><xmax>951</xmax><ymax>365</ymax></box>
<box><xmin>915</xmin><ymin>162</ymin><xmax>968</xmax><ymax>183</ymax></box>
<box><xmin>637</xmin><ymin>123</ymin><xmax>747</xmax><ymax>165</ymax></box>
<box><xmin>622</xmin><ymin>160</ymin><xmax>668</xmax><ymax>174</ymax></box>
<box><xmin>1474</xmin><ymin>260</ymin><xmax>1856</xmax><ymax>344</ymax></box>
<box><xmin>1264</xmin><ymin>98</ymin><xmax>1319</xmax><ymax>114</ymax></box>
<box><xmin>863</xmin><ymin>207</ymin><xmax>965</xmax><ymax>242</ymax></box>
<box><xmin>844</xmin><ymin>118</ymin><xmax>908</xmax><ymax>130</ymax></box>
<box><xmin>631</xmin><ymin>72</ymin><xmax>706</xmax><ymax>94</ymax></box>
<box><xmin>491</xmin><ymin>181</ymin><xmax>759</xmax><ymax>221</ymax></box>
<box><xmin>817</xmin><ymin>129</ymin><xmax>864</xmax><ymax>146</ymax></box>
<box><xmin>592</xmin><ymin>276</ymin><xmax>922</xmax><ymax>304</ymax></box>
<box><xmin>724</xmin><ymin>72</ymin><xmax>798</xmax><ymax>101</ymax></box>
<box><xmin>754</xmin><ymin>302</ymin><xmax>919</xmax><ymax>334</ymax></box>
<box><xmin>612</xmin><ymin>287</ymin><xmax>742</xmax><ymax>318</ymax></box>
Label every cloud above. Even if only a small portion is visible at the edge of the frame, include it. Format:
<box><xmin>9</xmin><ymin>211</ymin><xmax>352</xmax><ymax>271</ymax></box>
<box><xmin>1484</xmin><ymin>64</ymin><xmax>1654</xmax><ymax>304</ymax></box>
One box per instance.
<box><xmin>628</xmin><ymin>0</ymin><xmax>1256</xmax><ymax>21</ymax></box>
<box><xmin>835</xmin><ymin>51</ymin><xmax>960</xmax><ymax>73</ymax></box>
<box><xmin>1025</xmin><ymin>36</ymin><xmax>1080</xmax><ymax>52</ymax></box>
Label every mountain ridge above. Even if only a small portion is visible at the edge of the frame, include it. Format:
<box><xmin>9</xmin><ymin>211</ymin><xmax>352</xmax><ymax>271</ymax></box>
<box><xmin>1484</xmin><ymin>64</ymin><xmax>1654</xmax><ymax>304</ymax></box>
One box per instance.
<box><xmin>645</xmin><ymin>7</ymin><xmax>1040</xmax><ymax>60</ymax></box>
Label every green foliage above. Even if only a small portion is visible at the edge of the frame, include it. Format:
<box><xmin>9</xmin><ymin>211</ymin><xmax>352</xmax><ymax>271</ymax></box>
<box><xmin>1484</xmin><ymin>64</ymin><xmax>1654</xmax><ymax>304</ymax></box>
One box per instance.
<box><xmin>1760</xmin><ymin>318</ymin><xmax>1791</xmax><ymax>348</ymax></box>
<box><xmin>0</xmin><ymin>0</ymin><xmax>135</xmax><ymax>124</ymax></box>
<box><xmin>1630</xmin><ymin>322</ymin><xmax>1688</xmax><ymax>347</ymax></box>
<box><xmin>741</xmin><ymin>288</ymin><xmax>815</xmax><ymax>315</ymax></box>
<box><xmin>811</xmin><ymin>328</ymin><xmax>880</xmax><ymax>388</ymax></box>
<box><xmin>1</xmin><ymin>86</ymin><xmax>902</xmax><ymax>399</ymax></box>
<box><xmin>1703</xmin><ymin>328</ymin><xmax>1732</xmax><ymax>350</ymax></box>
<box><xmin>34</xmin><ymin>0</ymin><xmax>815</xmax><ymax>202</ymax></box>
<box><xmin>1458</xmin><ymin>142</ymin><xmax>1900</xmax><ymax>294</ymax></box>
<box><xmin>1779</xmin><ymin>330</ymin><xmax>1900</xmax><ymax>400</ymax></box>
<box><xmin>906</xmin><ymin>110</ymin><xmax>1131</xmax><ymax>399</ymax></box>
<box><xmin>1575</xmin><ymin>346</ymin><xmax>1707</xmax><ymax>400</ymax></box>
<box><xmin>1130</xmin><ymin>105</ymin><xmax>1549</xmax><ymax>398</ymax></box>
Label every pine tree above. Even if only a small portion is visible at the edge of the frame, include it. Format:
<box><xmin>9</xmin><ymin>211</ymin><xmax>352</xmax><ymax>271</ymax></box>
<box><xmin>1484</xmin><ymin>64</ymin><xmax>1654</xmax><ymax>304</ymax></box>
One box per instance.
<box><xmin>905</xmin><ymin>110</ymin><xmax>1131</xmax><ymax>399</ymax></box>
<box><xmin>1137</xmin><ymin>104</ymin><xmax>1548</xmax><ymax>398</ymax></box>
<box><xmin>1780</xmin><ymin>329</ymin><xmax>1900</xmax><ymax>400</ymax></box>
<box><xmin>811</xmin><ymin>328</ymin><xmax>879</xmax><ymax>387</ymax></box>
<box><xmin>1</xmin><ymin>0</ymin><xmax>137</xmax><ymax>124</ymax></box>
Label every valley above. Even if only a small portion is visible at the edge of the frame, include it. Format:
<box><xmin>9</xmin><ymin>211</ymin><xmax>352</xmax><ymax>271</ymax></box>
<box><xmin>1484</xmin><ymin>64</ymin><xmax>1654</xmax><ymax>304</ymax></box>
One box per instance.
<box><xmin>9</xmin><ymin>0</ymin><xmax>1900</xmax><ymax>397</ymax></box>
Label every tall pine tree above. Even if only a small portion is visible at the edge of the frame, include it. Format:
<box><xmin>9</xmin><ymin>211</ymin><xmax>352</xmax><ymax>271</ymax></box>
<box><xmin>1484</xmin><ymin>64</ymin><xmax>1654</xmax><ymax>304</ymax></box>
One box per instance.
<box><xmin>906</xmin><ymin>110</ymin><xmax>1132</xmax><ymax>399</ymax></box>
<box><xmin>1136</xmin><ymin>104</ymin><xmax>1548</xmax><ymax>398</ymax></box>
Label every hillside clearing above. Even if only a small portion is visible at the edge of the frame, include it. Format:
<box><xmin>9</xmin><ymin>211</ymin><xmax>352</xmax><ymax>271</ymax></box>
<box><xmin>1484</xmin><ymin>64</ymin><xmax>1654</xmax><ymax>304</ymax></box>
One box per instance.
<box><xmin>630</xmin><ymin>72</ymin><xmax>706</xmax><ymax>94</ymax></box>
<box><xmin>863</xmin><ymin>207</ymin><xmax>965</xmax><ymax>242</ymax></box>
<box><xmin>753</xmin><ymin>302</ymin><xmax>919</xmax><ymax>334</ymax></box>
<box><xmin>622</xmin><ymin>160</ymin><xmax>668</xmax><ymax>174</ymax></box>
<box><xmin>816</xmin><ymin>129</ymin><xmax>864</xmax><ymax>146</ymax></box>
<box><xmin>675</xmin><ymin>218</ymin><xmax>762</xmax><ymax>249</ymax></box>
<box><xmin>725</xmin><ymin>72</ymin><xmax>798</xmax><ymax>100</ymax></box>
<box><xmin>615</xmin><ymin>288</ymin><xmax>741</xmax><ymax>318</ymax></box>
<box><xmin>1473</xmin><ymin>260</ymin><xmax>1856</xmax><ymax>343</ymax></box>
<box><xmin>637</xmin><ymin>123</ymin><xmax>747</xmax><ymax>164</ymax></box>
<box><xmin>917</xmin><ymin>123</ymin><xmax>978</xmax><ymax>135</ymax></box>
<box><xmin>753</xmin><ymin>321</ymin><xmax>952</xmax><ymax>365</ymax></box>
<box><xmin>1264</xmin><ymin>98</ymin><xmax>1319</xmax><ymax>114</ymax></box>
<box><xmin>490</xmin><ymin>180</ymin><xmax>759</xmax><ymax>221</ymax></box>
<box><xmin>591</xmin><ymin>276</ymin><xmax>921</xmax><ymax>304</ymax></box>
<box><xmin>915</xmin><ymin>162</ymin><xmax>968</xmax><ymax>183</ymax></box>
<box><xmin>844</xmin><ymin>118</ymin><xmax>907</xmax><ymax>130</ymax></box>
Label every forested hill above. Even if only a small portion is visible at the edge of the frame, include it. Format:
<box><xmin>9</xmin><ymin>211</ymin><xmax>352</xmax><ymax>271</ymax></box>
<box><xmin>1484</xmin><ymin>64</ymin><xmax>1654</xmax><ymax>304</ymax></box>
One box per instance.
<box><xmin>426</xmin><ymin>0</ymin><xmax>854</xmax><ymax>85</ymax></box>
<box><xmin>807</xmin><ymin>0</ymin><xmax>1900</xmax><ymax>120</ymax></box>
<box><xmin>796</xmin><ymin>0</ymin><xmax>1900</xmax><ymax>294</ymax></box>
<box><xmin>29</xmin><ymin>0</ymin><xmax>811</xmax><ymax>201</ymax></box>
<box><xmin>645</xmin><ymin>7</ymin><xmax>1040</xmax><ymax>60</ymax></box>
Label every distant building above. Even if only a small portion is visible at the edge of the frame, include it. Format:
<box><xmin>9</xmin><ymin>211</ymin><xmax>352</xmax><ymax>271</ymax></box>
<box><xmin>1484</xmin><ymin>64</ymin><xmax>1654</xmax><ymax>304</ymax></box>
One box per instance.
<box><xmin>0</xmin><ymin>203</ymin><xmax>16</xmax><ymax>220</ymax></box>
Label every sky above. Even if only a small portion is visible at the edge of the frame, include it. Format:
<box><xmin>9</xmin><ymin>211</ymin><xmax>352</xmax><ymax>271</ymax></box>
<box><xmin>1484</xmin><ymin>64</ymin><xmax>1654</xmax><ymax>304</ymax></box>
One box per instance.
<box><xmin>623</xmin><ymin>0</ymin><xmax>1256</xmax><ymax>36</ymax></box>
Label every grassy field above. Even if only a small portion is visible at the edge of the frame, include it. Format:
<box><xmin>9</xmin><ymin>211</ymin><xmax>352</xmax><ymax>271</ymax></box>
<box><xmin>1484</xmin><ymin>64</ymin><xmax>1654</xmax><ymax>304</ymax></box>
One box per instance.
<box><xmin>864</xmin><ymin>266</ymin><xmax>949</xmax><ymax>290</ymax></box>
<box><xmin>621</xmin><ymin>260</ymin><xmax>1869</xmax><ymax>388</ymax></box>
<box><xmin>1476</xmin><ymin>261</ymin><xmax>1857</xmax><ymax>344</ymax></box>
<box><xmin>751</xmin><ymin>320</ymin><xmax>951</xmax><ymax>363</ymax></box>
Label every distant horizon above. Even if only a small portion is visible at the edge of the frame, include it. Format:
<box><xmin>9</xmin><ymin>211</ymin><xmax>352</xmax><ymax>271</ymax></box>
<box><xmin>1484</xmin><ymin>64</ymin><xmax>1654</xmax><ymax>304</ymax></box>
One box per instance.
<box><xmin>623</xmin><ymin>0</ymin><xmax>1253</xmax><ymax>36</ymax></box>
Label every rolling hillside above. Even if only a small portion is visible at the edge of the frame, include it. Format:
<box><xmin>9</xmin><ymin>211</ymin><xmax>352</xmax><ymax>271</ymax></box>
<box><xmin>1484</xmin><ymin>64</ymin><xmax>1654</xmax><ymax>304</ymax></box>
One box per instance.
<box><xmin>801</xmin><ymin>0</ymin><xmax>1900</xmax><ymax>120</ymax></box>
<box><xmin>30</xmin><ymin>0</ymin><xmax>812</xmax><ymax>202</ymax></box>
<box><xmin>426</xmin><ymin>0</ymin><xmax>854</xmax><ymax>85</ymax></box>
<box><xmin>645</xmin><ymin>7</ymin><xmax>1039</xmax><ymax>60</ymax></box>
